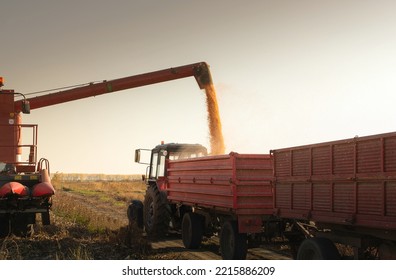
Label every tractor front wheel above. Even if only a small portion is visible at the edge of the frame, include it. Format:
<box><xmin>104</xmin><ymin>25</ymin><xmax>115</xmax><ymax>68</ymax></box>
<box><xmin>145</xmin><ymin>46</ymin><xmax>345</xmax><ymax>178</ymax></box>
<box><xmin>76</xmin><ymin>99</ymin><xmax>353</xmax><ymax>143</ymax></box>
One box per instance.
<box><xmin>143</xmin><ymin>185</ymin><xmax>170</xmax><ymax>238</ymax></box>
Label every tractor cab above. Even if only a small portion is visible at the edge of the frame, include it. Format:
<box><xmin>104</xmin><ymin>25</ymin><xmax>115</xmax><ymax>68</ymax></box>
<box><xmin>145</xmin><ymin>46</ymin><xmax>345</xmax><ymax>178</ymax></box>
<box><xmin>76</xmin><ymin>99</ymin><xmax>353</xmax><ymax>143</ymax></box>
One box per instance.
<box><xmin>135</xmin><ymin>143</ymin><xmax>207</xmax><ymax>183</ymax></box>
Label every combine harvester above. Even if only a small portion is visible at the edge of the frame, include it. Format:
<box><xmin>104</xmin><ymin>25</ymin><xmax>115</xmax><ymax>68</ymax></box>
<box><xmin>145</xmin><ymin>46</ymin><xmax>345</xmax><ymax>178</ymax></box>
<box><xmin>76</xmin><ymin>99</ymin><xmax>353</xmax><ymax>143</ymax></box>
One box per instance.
<box><xmin>0</xmin><ymin>62</ymin><xmax>214</xmax><ymax>236</ymax></box>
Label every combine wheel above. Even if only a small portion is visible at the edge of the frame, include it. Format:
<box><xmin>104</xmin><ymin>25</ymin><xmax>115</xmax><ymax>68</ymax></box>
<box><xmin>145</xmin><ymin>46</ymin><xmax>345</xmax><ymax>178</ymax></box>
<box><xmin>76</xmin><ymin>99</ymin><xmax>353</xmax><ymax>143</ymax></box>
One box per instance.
<box><xmin>296</xmin><ymin>237</ymin><xmax>340</xmax><ymax>260</ymax></box>
<box><xmin>220</xmin><ymin>220</ymin><xmax>247</xmax><ymax>260</ymax></box>
<box><xmin>41</xmin><ymin>211</ymin><xmax>50</xmax><ymax>225</ymax></box>
<box><xmin>143</xmin><ymin>185</ymin><xmax>171</xmax><ymax>238</ymax></box>
<box><xmin>182</xmin><ymin>212</ymin><xmax>203</xmax><ymax>249</ymax></box>
<box><xmin>0</xmin><ymin>216</ymin><xmax>10</xmax><ymax>237</ymax></box>
<box><xmin>11</xmin><ymin>213</ymin><xmax>35</xmax><ymax>237</ymax></box>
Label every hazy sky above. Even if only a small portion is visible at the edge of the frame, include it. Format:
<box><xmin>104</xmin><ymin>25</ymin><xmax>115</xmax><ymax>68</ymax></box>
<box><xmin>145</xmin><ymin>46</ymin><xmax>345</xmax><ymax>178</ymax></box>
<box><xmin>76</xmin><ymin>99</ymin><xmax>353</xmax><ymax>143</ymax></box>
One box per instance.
<box><xmin>2</xmin><ymin>0</ymin><xmax>396</xmax><ymax>174</ymax></box>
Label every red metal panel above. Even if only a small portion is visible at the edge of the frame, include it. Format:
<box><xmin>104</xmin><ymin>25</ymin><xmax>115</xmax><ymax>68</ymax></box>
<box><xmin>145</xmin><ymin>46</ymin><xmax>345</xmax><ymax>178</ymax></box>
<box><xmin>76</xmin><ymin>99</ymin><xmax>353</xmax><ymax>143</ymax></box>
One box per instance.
<box><xmin>312</xmin><ymin>183</ymin><xmax>332</xmax><ymax>212</ymax></box>
<box><xmin>333</xmin><ymin>142</ymin><xmax>355</xmax><ymax>175</ymax></box>
<box><xmin>272</xmin><ymin>132</ymin><xmax>396</xmax><ymax>232</ymax></box>
<box><xmin>386</xmin><ymin>181</ymin><xmax>396</xmax><ymax>216</ymax></box>
<box><xmin>357</xmin><ymin>182</ymin><xmax>383</xmax><ymax>215</ymax></box>
<box><xmin>385</xmin><ymin>137</ymin><xmax>396</xmax><ymax>172</ymax></box>
<box><xmin>312</xmin><ymin>146</ymin><xmax>331</xmax><ymax>175</ymax></box>
<box><xmin>292</xmin><ymin>183</ymin><xmax>311</xmax><ymax>210</ymax></box>
<box><xmin>333</xmin><ymin>182</ymin><xmax>355</xmax><ymax>213</ymax></box>
<box><xmin>274</xmin><ymin>184</ymin><xmax>291</xmax><ymax>209</ymax></box>
<box><xmin>166</xmin><ymin>153</ymin><xmax>273</xmax><ymax>233</ymax></box>
<box><xmin>273</xmin><ymin>151</ymin><xmax>291</xmax><ymax>177</ymax></box>
<box><xmin>357</xmin><ymin>139</ymin><xmax>382</xmax><ymax>173</ymax></box>
<box><xmin>292</xmin><ymin>149</ymin><xmax>310</xmax><ymax>176</ymax></box>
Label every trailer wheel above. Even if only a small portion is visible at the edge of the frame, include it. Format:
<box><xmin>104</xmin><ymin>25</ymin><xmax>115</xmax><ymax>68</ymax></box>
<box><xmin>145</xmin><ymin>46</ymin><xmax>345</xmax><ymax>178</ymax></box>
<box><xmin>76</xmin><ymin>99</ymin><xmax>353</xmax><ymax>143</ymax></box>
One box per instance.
<box><xmin>220</xmin><ymin>220</ymin><xmax>247</xmax><ymax>260</ymax></box>
<box><xmin>297</xmin><ymin>237</ymin><xmax>340</xmax><ymax>260</ymax></box>
<box><xmin>143</xmin><ymin>185</ymin><xmax>170</xmax><ymax>238</ymax></box>
<box><xmin>182</xmin><ymin>212</ymin><xmax>203</xmax><ymax>249</ymax></box>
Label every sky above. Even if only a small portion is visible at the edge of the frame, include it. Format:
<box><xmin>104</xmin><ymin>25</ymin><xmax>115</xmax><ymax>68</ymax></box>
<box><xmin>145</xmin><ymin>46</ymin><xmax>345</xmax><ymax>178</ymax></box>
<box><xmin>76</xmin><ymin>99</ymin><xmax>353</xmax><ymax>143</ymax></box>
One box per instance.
<box><xmin>2</xmin><ymin>0</ymin><xmax>396</xmax><ymax>175</ymax></box>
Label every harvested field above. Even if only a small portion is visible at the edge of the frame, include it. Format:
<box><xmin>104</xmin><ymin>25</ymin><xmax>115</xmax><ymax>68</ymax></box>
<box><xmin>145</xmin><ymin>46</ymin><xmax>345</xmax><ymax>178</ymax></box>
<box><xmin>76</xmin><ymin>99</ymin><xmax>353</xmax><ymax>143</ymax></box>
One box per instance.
<box><xmin>0</xmin><ymin>178</ymin><xmax>291</xmax><ymax>260</ymax></box>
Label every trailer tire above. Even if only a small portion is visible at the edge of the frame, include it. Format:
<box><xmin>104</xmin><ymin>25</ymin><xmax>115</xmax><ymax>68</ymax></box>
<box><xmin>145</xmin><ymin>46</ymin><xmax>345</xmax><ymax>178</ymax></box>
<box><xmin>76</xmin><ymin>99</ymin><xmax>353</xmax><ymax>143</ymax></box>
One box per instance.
<box><xmin>220</xmin><ymin>220</ymin><xmax>247</xmax><ymax>260</ymax></box>
<box><xmin>143</xmin><ymin>185</ymin><xmax>170</xmax><ymax>238</ymax></box>
<box><xmin>182</xmin><ymin>212</ymin><xmax>203</xmax><ymax>249</ymax></box>
<box><xmin>296</xmin><ymin>237</ymin><xmax>340</xmax><ymax>260</ymax></box>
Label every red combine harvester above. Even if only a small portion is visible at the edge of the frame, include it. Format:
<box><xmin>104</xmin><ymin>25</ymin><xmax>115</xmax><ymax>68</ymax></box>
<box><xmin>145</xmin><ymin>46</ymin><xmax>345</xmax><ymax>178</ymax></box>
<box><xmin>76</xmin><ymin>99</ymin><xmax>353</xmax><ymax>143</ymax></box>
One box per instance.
<box><xmin>134</xmin><ymin>133</ymin><xmax>396</xmax><ymax>259</ymax></box>
<box><xmin>0</xmin><ymin>62</ymin><xmax>214</xmax><ymax>236</ymax></box>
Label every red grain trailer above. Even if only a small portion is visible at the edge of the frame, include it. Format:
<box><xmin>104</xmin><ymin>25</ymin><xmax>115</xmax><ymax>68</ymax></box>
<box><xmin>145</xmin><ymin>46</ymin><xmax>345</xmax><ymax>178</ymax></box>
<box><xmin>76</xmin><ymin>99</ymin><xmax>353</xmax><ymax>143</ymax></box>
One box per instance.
<box><xmin>271</xmin><ymin>132</ymin><xmax>396</xmax><ymax>259</ymax></box>
<box><xmin>166</xmin><ymin>152</ymin><xmax>273</xmax><ymax>259</ymax></box>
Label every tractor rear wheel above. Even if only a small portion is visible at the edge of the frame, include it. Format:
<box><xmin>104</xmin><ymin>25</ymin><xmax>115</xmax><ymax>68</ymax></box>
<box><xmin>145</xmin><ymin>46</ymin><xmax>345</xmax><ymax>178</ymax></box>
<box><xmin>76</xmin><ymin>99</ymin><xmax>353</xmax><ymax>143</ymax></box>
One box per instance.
<box><xmin>182</xmin><ymin>212</ymin><xmax>203</xmax><ymax>249</ymax></box>
<box><xmin>220</xmin><ymin>220</ymin><xmax>247</xmax><ymax>260</ymax></box>
<box><xmin>143</xmin><ymin>185</ymin><xmax>170</xmax><ymax>238</ymax></box>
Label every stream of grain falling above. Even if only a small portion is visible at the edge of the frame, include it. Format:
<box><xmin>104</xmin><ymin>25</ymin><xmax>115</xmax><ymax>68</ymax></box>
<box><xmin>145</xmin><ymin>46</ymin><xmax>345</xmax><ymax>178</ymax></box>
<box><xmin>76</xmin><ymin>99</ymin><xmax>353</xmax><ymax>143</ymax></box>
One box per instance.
<box><xmin>204</xmin><ymin>84</ymin><xmax>225</xmax><ymax>155</ymax></box>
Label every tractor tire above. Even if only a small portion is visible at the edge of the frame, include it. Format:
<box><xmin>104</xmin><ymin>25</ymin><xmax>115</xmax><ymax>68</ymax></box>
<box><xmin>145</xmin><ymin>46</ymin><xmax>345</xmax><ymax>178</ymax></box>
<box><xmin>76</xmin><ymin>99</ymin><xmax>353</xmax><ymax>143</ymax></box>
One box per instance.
<box><xmin>127</xmin><ymin>200</ymin><xmax>144</xmax><ymax>229</ymax></box>
<box><xmin>143</xmin><ymin>185</ymin><xmax>171</xmax><ymax>238</ymax></box>
<box><xmin>296</xmin><ymin>237</ymin><xmax>340</xmax><ymax>260</ymax></box>
<box><xmin>220</xmin><ymin>220</ymin><xmax>248</xmax><ymax>260</ymax></box>
<box><xmin>182</xmin><ymin>212</ymin><xmax>203</xmax><ymax>249</ymax></box>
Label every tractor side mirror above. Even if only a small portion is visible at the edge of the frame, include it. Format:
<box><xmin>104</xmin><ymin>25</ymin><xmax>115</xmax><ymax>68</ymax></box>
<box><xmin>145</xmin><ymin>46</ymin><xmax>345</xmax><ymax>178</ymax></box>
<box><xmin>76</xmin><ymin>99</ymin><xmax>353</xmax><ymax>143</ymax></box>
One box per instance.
<box><xmin>134</xmin><ymin>149</ymin><xmax>141</xmax><ymax>163</ymax></box>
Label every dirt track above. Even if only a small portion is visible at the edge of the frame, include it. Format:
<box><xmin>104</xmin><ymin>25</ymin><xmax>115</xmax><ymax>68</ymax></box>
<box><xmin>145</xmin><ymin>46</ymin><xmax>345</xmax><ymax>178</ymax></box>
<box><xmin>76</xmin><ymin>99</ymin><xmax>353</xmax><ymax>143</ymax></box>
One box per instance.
<box><xmin>150</xmin><ymin>237</ymin><xmax>291</xmax><ymax>260</ymax></box>
<box><xmin>53</xmin><ymin>190</ymin><xmax>292</xmax><ymax>260</ymax></box>
<box><xmin>0</xmin><ymin>189</ymin><xmax>292</xmax><ymax>260</ymax></box>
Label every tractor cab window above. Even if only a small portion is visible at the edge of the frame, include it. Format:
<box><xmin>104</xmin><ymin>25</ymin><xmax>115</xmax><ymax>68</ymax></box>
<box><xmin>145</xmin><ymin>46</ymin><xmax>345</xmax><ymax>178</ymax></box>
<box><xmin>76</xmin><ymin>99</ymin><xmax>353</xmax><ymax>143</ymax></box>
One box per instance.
<box><xmin>168</xmin><ymin>150</ymin><xmax>206</xmax><ymax>161</ymax></box>
<box><xmin>158</xmin><ymin>151</ymin><xmax>166</xmax><ymax>177</ymax></box>
<box><xmin>150</xmin><ymin>152</ymin><xmax>158</xmax><ymax>179</ymax></box>
<box><xmin>150</xmin><ymin>150</ymin><xmax>166</xmax><ymax>179</ymax></box>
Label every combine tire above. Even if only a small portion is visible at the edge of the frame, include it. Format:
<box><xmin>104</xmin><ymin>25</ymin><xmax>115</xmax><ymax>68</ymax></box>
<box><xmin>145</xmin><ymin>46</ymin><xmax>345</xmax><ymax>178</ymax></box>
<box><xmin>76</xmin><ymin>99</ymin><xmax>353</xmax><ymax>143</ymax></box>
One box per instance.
<box><xmin>143</xmin><ymin>185</ymin><xmax>170</xmax><ymax>238</ymax></box>
<box><xmin>11</xmin><ymin>213</ymin><xmax>35</xmax><ymax>237</ymax></box>
<box><xmin>297</xmin><ymin>237</ymin><xmax>340</xmax><ymax>260</ymax></box>
<box><xmin>182</xmin><ymin>212</ymin><xmax>203</xmax><ymax>249</ymax></box>
<box><xmin>0</xmin><ymin>216</ymin><xmax>10</xmax><ymax>238</ymax></box>
<box><xmin>220</xmin><ymin>220</ymin><xmax>247</xmax><ymax>260</ymax></box>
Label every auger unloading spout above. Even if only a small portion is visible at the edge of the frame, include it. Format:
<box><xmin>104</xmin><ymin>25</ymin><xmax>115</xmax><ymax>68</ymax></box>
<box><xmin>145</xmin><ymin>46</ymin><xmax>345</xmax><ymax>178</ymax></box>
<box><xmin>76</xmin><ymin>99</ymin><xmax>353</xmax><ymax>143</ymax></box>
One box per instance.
<box><xmin>193</xmin><ymin>62</ymin><xmax>225</xmax><ymax>155</ymax></box>
<box><xmin>193</xmin><ymin>62</ymin><xmax>213</xmax><ymax>89</ymax></box>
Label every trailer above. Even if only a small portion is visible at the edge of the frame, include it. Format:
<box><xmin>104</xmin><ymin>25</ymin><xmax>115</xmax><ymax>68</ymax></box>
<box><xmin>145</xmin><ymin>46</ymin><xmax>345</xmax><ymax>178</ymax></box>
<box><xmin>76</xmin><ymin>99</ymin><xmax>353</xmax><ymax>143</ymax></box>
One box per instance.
<box><xmin>133</xmin><ymin>132</ymin><xmax>396</xmax><ymax>259</ymax></box>
<box><xmin>271</xmin><ymin>131</ymin><xmax>396</xmax><ymax>259</ymax></box>
<box><xmin>167</xmin><ymin>152</ymin><xmax>273</xmax><ymax>259</ymax></box>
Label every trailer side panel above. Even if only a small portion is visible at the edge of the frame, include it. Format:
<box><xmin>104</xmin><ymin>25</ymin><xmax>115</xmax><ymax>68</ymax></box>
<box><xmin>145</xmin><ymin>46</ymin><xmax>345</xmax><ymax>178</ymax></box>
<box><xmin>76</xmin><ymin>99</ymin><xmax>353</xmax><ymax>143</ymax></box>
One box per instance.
<box><xmin>166</xmin><ymin>153</ymin><xmax>273</xmax><ymax>233</ymax></box>
<box><xmin>272</xmin><ymin>132</ymin><xmax>396</xmax><ymax>237</ymax></box>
